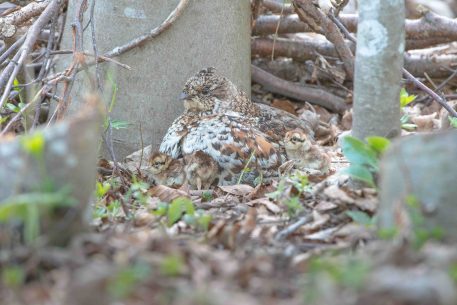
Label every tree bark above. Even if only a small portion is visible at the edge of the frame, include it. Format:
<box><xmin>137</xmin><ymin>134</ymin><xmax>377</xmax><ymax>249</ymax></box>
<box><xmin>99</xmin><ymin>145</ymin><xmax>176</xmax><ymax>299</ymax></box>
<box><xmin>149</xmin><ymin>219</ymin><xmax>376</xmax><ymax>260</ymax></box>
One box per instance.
<box><xmin>352</xmin><ymin>0</ymin><xmax>404</xmax><ymax>139</ymax></box>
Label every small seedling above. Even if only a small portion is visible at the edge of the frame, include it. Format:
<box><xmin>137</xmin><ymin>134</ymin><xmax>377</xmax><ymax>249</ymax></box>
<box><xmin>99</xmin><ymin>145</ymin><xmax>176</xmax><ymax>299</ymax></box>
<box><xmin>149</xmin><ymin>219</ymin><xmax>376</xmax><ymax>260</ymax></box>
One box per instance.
<box><xmin>107</xmin><ymin>261</ymin><xmax>151</xmax><ymax>300</ymax></box>
<box><xmin>449</xmin><ymin>116</ymin><xmax>457</xmax><ymax>128</ymax></box>
<box><xmin>340</xmin><ymin>136</ymin><xmax>390</xmax><ymax>187</ymax></box>
<box><xmin>346</xmin><ymin>210</ymin><xmax>375</xmax><ymax>227</ymax></box>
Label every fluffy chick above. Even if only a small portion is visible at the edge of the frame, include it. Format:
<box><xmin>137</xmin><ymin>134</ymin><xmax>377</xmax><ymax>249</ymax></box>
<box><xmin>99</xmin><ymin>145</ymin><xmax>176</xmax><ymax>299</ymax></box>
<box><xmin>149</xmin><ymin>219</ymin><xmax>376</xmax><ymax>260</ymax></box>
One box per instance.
<box><xmin>284</xmin><ymin>129</ymin><xmax>331</xmax><ymax>175</ymax></box>
<box><xmin>147</xmin><ymin>151</ymin><xmax>186</xmax><ymax>188</ymax></box>
<box><xmin>184</xmin><ymin>150</ymin><xmax>219</xmax><ymax>190</ymax></box>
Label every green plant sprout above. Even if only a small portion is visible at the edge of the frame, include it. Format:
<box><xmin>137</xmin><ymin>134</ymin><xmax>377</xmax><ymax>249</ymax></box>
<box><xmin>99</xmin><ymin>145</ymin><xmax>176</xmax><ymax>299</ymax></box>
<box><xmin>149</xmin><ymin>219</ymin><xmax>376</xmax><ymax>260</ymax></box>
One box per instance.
<box><xmin>399</xmin><ymin>88</ymin><xmax>418</xmax><ymax>131</ymax></box>
<box><xmin>340</xmin><ymin>136</ymin><xmax>390</xmax><ymax>187</ymax></box>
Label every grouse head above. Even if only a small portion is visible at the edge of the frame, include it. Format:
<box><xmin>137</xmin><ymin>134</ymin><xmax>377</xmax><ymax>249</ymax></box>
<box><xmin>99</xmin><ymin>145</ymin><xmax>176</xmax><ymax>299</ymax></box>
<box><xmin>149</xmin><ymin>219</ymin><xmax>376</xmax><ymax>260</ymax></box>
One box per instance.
<box><xmin>148</xmin><ymin>151</ymin><xmax>173</xmax><ymax>174</ymax></box>
<box><xmin>284</xmin><ymin>129</ymin><xmax>312</xmax><ymax>153</ymax></box>
<box><xmin>179</xmin><ymin>67</ymin><xmax>238</xmax><ymax>113</ymax></box>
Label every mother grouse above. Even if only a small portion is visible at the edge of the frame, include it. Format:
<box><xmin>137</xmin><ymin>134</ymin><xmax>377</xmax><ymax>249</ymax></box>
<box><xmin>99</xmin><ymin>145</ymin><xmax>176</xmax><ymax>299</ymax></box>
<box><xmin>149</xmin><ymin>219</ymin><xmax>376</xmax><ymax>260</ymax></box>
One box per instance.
<box><xmin>159</xmin><ymin>68</ymin><xmax>314</xmax><ymax>185</ymax></box>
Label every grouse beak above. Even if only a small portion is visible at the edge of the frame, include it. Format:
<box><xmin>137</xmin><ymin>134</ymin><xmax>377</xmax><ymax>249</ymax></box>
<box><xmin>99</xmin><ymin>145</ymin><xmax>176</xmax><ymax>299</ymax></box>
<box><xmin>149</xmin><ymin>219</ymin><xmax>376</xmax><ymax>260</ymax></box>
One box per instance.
<box><xmin>179</xmin><ymin>92</ymin><xmax>189</xmax><ymax>101</ymax></box>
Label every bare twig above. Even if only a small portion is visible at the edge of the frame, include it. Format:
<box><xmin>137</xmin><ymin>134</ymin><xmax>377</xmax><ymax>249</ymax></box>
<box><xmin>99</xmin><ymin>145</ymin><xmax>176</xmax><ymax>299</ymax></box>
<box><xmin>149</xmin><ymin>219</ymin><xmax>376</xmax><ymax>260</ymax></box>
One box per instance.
<box><xmin>103</xmin><ymin>0</ymin><xmax>189</xmax><ymax>59</ymax></box>
<box><xmin>271</xmin><ymin>0</ymin><xmax>285</xmax><ymax>60</ymax></box>
<box><xmin>0</xmin><ymin>35</ymin><xmax>26</xmax><ymax>65</ymax></box>
<box><xmin>292</xmin><ymin>0</ymin><xmax>354</xmax><ymax>79</ymax></box>
<box><xmin>0</xmin><ymin>0</ymin><xmax>60</xmax><ymax>116</ymax></box>
<box><xmin>329</xmin><ymin>10</ymin><xmax>457</xmax><ymax>118</ymax></box>
<box><xmin>275</xmin><ymin>215</ymin><xmax>313</xmax><ymax>240</ymax></box>
<box><xmin>1</xmin><ymin>87</ymin><xmax>45</xmax><ymax>135</ymax></box>
<box><xmin>88</xmin><ymin>0</ymin><xmax>101</xmax><ymax>90</ymax></box>
<box><xmin>403</xmin><ymin>69</ymin><xmax>457</xmax><ymax>117</ymax></box>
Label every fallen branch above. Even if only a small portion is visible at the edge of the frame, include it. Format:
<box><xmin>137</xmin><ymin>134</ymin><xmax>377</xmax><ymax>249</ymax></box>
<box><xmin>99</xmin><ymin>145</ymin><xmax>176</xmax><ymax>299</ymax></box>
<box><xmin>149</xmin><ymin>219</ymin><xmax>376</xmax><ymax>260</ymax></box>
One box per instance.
<box><xmin>251</xmin><ymin>64</ymin><xmax>348</xmax><ymax>113</ymax></box>
<box><xmin>253</xmin><ymin>12</ymin><xmax>457</xmax><ymax>50</ymax></box>
<box><xmin>262</xmin><ymin>0</ymin><xmax>295</xmax><ymax>14</ymax></box>
<box><xmin>252</xmin><ymin>37</ymin><xmax>457</xmax><ymax>79</ymax></box>
<box><xmin>329</xmin><ymin>11</ymin><xmax>457</xmax><ymax>118</ymax></box>
<box><xmin>0</xmin><ymin>0</ymin><xmax>52</xmax><ymax>39</ymax></box>
<box><xmin>293</xmin><ymin>0</ymin><xmax>354</xmax><ymax>79</ymax></box>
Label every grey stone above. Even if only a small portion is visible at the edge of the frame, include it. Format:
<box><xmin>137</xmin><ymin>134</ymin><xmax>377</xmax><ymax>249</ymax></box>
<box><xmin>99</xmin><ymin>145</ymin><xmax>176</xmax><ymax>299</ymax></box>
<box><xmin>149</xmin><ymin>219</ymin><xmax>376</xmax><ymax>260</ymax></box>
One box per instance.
<box><xmin>58</xmin><ymin>0</ymin><xmax>251</xmax><ymax>159</ymax></box>
<box><xmin>0</xmin><ymin>97</ymin><xmax>103</xmax><ymax>245</ymax></box>
<box><xmin>378</xmin><ymin>130</ymin><xmax>457</xmax><ymax>242</ymax></box>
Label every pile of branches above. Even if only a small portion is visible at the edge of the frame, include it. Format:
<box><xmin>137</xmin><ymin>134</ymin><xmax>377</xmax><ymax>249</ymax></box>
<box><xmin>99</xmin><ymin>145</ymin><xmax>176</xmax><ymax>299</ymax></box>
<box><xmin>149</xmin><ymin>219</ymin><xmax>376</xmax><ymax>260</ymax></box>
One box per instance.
<box><xmin>250</xmin><ymin>0</ymin><xmax>457</xmax><ymax>114</ymax></box>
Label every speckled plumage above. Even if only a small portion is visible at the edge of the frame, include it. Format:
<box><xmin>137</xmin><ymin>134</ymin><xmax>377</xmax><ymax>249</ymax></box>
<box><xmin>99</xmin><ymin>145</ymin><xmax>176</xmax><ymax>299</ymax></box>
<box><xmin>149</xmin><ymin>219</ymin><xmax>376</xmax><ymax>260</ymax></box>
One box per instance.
<box><xmin>284</xmin><ymin>129</ymin><xmax>330</xmax><ymax>175</ymax></box>
<box><xmin>184</xmin><ymin>150</ymin><xmax>219</xmax><ymax>190</ymax></box>
<box><xmin>160</xmin><ymin>113</ymin><xmax>284</xmax><ymax>185</ymax></box>
<box><xmin>147</xmin><ymin>151</ymin><xmax>186</xmax><ymax>188</ymax></box>
<box><xmin>180</xmin><ymin>67</ymin><xmax>315</xmax><ymax>143</ymax></box>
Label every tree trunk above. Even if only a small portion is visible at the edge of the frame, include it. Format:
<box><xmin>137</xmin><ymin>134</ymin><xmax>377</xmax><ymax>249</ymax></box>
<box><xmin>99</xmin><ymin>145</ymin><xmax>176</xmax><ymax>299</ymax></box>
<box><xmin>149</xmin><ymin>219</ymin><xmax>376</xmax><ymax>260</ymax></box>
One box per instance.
<box><xmin>58</xmin><ymin>0</ymin><xmax>251</xmax><ymax>159</ymax></box>
<box><xmin>352</xmin><ymin>0</ymin><xmax>404</xmax><ymax>139</ymax></box>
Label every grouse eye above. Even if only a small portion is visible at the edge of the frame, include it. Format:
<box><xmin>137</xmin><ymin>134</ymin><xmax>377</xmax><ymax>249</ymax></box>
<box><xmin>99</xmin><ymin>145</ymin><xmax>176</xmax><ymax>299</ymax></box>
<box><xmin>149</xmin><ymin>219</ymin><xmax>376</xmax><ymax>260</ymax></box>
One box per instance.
<box><xmin>201</xmin><ymin>86</ymin><xmax>210</xmax><ymax>95</ymax></box>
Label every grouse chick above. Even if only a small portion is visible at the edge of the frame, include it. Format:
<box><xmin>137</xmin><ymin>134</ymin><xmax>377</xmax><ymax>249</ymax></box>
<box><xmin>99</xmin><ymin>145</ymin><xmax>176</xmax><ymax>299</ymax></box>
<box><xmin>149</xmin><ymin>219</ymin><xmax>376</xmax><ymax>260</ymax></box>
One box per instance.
<box><xmin>184</xmin><ymin>150</ymin><xmax>219</xmax><ymax>190</ymax></box>
<box><xmin>284</xmin><ymin>129</ymin><xmax>330</xmax><ymax>175</ymax></box>
<box><xmin>147</xmin><ymin>151</ymin><xmax>186</xmax><ymax>188</ymax></box>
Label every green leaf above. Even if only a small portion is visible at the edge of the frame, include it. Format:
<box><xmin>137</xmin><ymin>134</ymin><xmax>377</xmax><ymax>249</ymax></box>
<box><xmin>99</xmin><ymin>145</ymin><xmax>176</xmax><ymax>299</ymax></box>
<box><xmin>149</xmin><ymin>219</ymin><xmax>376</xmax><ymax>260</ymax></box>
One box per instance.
<box><xmin>196</xmin><ymin>213</ymin><xmax>212</xmax><ymax>231</ymax></box>
<box><xmin>378</xmin><ymin>227</ymin><xmax>399</xmax><ymax>240</ymax></box>
<box><xmin>153</xmin><ymin>202</ymin><xmax>168</xmax><ymax>217</ymax></box>
<box><xmin>366</xmin><ymin>136</ymin><xmax>390</xmax><ymax>155</ymax></box>
<box><xmin>449</xmin><ymin>117</ymin><xmax>457</xmax><ymax>128</ymax></box>
<box><xmin>95</xmin><ymin>181</ymin><xmax>111</xmax><ymax>198</ymax></box>
<box><xmin>342</xmin><ymin>165</ymin><xmax>375</xmax><ymax>187</ymax></box>
<box><xmin>167</xmin><ymin>197</ymin><xmax>195</xmax><ymax>226</ymax></box>
<box><xmin>346</xmin><ymin>210</ymin><xmax>374</xmax><ymax>226</ymax></box>
<box><xmin>160</xmin><ymin>255</ymin><xmax>184</xmax><ymax>277</ymax></box>
<box><xmin>400</xmin><ymin>88</ymin><xmax>416</xmax><ymax>107</ymax></box>
<box><xmin>401</xmin><ymin>123</ymin><xmax>417</xmax><ymax>131</ymax></box>
<box><xmin>107</xmin><ymin>262</ymin><xmax>150</xmax><ymax>300</ymax></box>
<box><xmin>340</xmin><ymin>136</ymin><xmax>378</xmax><ymax>170</ymax></box>
<box><xmin>110</xmin><ymin>119</ymin><xmax>130</xmax><ymax>130</ymax></box>
<box><xmin>201</xmin><ymin>191</ymin><xmax>213</xmax><ymax>202</ymax></box>
<box><xmin>21</xmin><ymin>131</ymin><xmax>45</xmax><ymax>158</ymax></box>
<box><xmin>1</xmin><ymin>266</ymin><xmax>25</xmax><ymax>288</ymax></box>
<box><xmin>400</xmin><ymin>114</ymin><xmax>410</xmax><ymax>124</ymax></box>
<box><xmin>6</xmin><ymin>102</ymin><xmax>19</xmax><ymax>113</ymax></box>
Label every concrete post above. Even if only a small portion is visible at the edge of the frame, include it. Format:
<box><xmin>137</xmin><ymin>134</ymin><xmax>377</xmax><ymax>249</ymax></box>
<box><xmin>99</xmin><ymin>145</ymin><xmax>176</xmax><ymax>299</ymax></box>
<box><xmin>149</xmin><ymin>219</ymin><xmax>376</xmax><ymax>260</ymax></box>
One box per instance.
<box><xmin>59</xmin><ymin>0</ymin><xmax>251</xmax><ymax>158</ymax></box>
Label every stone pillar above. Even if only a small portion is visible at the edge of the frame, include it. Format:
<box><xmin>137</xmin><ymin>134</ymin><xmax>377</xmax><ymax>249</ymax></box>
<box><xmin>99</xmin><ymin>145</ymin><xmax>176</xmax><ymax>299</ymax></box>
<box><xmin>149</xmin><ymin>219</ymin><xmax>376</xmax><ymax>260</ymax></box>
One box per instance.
<box><xmin>58</xmin><ymin>0</ymin><xmax>251</xmax><ymax>159</ymax></box>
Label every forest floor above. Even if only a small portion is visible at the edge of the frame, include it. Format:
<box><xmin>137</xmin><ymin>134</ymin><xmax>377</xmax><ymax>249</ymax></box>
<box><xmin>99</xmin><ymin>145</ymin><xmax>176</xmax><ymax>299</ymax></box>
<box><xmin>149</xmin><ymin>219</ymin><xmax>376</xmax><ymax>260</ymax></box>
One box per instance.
<box><xmin>2</xmin><ymin>0</ymin><xmax>457</xmax><ymax>304</ymax></box>
<box><xmin>3</xmin><ymin>76</ymin><xmax>457</xmax><ymax>305</ymax></box>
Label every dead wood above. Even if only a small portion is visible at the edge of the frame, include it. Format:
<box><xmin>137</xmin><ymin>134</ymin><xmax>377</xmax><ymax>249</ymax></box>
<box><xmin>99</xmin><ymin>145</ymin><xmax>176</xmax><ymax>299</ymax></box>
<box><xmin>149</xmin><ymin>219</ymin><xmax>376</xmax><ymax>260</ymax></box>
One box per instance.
<box><xmin>252</xmin><ymin>37</ymin><xmax>457</xmax><ymax>79</ymax></box>
<box><xmin>251</xmin><ymin>64</ymin><xmax>348</xmax><ymax>113</ymax></box>
<box><xmin>292</xmin><ymin>0</ymin><xmax>354</xmax><ymax>79</ymax></box>
<box><xmin>253</xmin><ymin>12</ymin><xmax>457</xmax><ymax>50</ymax></box>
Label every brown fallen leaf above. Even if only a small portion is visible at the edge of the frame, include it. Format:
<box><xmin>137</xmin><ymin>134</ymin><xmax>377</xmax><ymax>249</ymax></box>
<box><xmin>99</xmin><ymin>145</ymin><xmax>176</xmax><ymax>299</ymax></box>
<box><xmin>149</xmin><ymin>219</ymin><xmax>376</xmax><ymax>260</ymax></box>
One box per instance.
<box><xmin>341</xmin><ymin>110</ymin><xmax>352</xmax><ymax>130</ymax></box>
<box><xmin>323</xmin><ymin>185</ymin><xmax>355</xmax><ymax>204</ymax></box>
<box><xmin>303</xmin><ymin>211</ymin><xmax>330</xmax><ymax>231</ymax></box>
<box><xmin>271</xmin><ymin>98</ymin><xmax>297</xmax><ymax>115</ymax></box>
<box><xmin>246</xmin><ymin>197</ymin><xmax>281</xmax><ymax>214</ymax></box>
<box><xmin>148</xmin><ymin>185</ymin><xmax>189</xmax><ymax>202</ymax></box>
<box><xmin>411</xmin><ymin>112</ymin><xmax>439</xmax><ymax>131</ymax></box>
<box><xmin>219</xmin><ymin>184</ymin><xmax>254</xmax><ymax>196</ymax></box>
